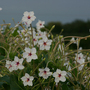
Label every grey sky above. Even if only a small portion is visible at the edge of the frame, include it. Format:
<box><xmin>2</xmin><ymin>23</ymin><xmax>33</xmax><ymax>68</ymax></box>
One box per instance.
<box><xmin>0</xmin><ymin>0</ymin><xmax>90</xmax><ymax>26</ymax></box>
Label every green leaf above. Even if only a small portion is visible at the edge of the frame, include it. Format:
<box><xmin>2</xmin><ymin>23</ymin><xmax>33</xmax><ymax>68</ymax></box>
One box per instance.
<box><xmin>3</xmin><ymin>83</ymin><xmax>10</xmax><ymax>90</ymax></box>
<box><xmin>0</xmin><ymin>75</ymin><xmax>10</xmax><ymax>84</ymax></box>
<box><xmin>0</xmin><ymin>82</ymin><xmax>4</xmax><ymax>87</ymax></box>
<box><xmin>12</xmin><ymin>29</ymin><xmax>19</xmax><ymax>37</ymax></box>
<box><xmin>0</xmin><ymin>55</ymin><xmax>5</xmax><ymax>60</ymax></box>
<box><xmin>62</xmin><ymin>84</ymin><xmax>72</xmax><ymax>90</ymax></box>
<box><xmin>10</xmin><ymin>75</ymin><xmax>24</xmax><ymax>90</ymax></box>
<box><xmin>0</xmin><ymin>47</ymin><xmax>5</xmax><ymax>56</ymax></box>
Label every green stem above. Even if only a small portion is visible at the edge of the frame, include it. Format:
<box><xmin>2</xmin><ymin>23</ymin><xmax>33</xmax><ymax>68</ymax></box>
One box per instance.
<box><xmin>31</xmin><ymin>59</ymin><xmax>45</xmax><ymax>75</ymax></box>
<box><xmin>30</xmin><ymin>24</ymin><xmax>34</xmax><ymax>47</ymax></box>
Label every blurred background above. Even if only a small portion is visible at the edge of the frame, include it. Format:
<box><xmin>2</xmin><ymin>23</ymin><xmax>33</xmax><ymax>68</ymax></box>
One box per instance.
<box><xmin>0</xmin><ymin>0</ymin><xmax>90</xmax><ymax>48</ymax></box>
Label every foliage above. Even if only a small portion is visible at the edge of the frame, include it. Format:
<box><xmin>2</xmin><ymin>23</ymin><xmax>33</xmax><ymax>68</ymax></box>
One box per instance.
<box><xmin>0</xmin><ymin>12</ymin><xmax>90</xmax><ymax>90</ymax></box>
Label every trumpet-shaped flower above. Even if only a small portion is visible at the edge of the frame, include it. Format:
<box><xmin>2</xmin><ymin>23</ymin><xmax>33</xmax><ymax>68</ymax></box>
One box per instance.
<box><xmin>23</xmin><ymin>47</ymin><xmax>38</xmax><ymax>62</ymax></box>
<box><xmin>21</xmin><ymin>73</ymin><xmax>34</xmax><ymax>86</ymax></box>
<box><xmin>58</xmin><ymin>44</ymin><xmax>64</xmax><ymax>54</ymax></box>
<box><xmin>39</xmin><ymin>67</ymin><xmax>52</xmax><ymax>79</ymax></box>
<box><xmin>36</xmin><ymin>20</ymin><xmax>45</xmax><ymax>29</ymax></box>
<box><xmin>22</xmin><ymin>11</ymin><xmax>36</xmax><ymax>25</ymax></box>
<box><xmin>38</xmin><ymin>36</ymin><xmax>52</xmax><ymax>50</ymax></box>
<box><xmin>5</xmin><ymin>60</ymin><xmax>14</xmax><ymax>72</ymax></box>
<box><xmin>70</xmin><ymin>37</ymin><xmax>76</xmax><ymax>43</ymax></box>
<box><xmin>53</xmin><ymin>69</ymin><xmax>66</xmax><ymax>83</ymax></box>
<box><xmin>13</xmin><ymin>56</ymin><xmax>24</xmax><ymax>70</ymax></box>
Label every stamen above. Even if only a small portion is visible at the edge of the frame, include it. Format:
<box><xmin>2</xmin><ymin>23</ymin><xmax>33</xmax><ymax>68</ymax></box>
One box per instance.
<box><xmin>28</xmin><ymin>53</ymin><xmax>32</xmax><ymax>56</ymax></box>
<box><xmin>58</xmin><ymin>74</ymin><xmax>61</xmax><ymax>78</ymax></box>
<box><xmin>44</xmin><ymin>70</ymin><xmax>47</xmax><ymax>74</ymax></box>
<box><xmin>28</xmin><ymin>15</ymin><xmax>31</xmax><ymax>19</ymax></box>
<box><xmin>16</xmin><ymin>62</ymin><xmax>20</xmax><ymax>65</ymax></box>
<box><xmin>43</xmin><ymin>42</ymin><xmax>47</xmax><ymax>46</ymax></box>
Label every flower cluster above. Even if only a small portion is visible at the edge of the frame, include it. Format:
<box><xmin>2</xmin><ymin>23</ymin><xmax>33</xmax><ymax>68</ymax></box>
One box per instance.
<box><xmin>5</xmin><ymin>56</ymin><xmax>24</xmax><ymax>72</ymax></box>
<box><xmin>5</xmin><ymin>11</ymin><xmax>67</xmax><ymax>87</ymax></box>
<box><xmin>3</xmin><ymin>11</ymin><xmax>90</xmax><ymax>90</ymax></box>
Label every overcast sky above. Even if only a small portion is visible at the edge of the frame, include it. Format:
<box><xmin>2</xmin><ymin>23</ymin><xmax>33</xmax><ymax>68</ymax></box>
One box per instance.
<box><xmin>0</xmin><ymin>0</ymin><xmax>90</xmax><ymax>26</ymax></box>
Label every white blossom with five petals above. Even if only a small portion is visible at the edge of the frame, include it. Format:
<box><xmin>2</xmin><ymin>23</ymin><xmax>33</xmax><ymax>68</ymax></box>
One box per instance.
<box><xmin>75</xmin><ymin>53</ymin><xmax>85</xmax><ymax>70</ymax></box>
<box><xmin>38</xmin><ymin>36</ymin><xmax>52</xmax><ymax>50</ymax></box>
<box><xmin>39</xmin><ymin>67</ymin><xmax>52</xmax><ymax>79</ymax></box>
<box><xmin>23</xmin><ymin>47</ymin><xmax>38</xmax><ymax>62</ymax></box>
<box><xmin>36</xmin><ymin>20</ymin><xmax>45</xmax><ymax>29</ymax></box>
<box><xmin>22</xmin><ymin>11</ymin><xmax>36</xmax><ymax>25</ymax></box>
<box><xmin>13</xmin><ymin>56</ymin><xmax>24</xmax><ymax>70</ymax></box>
<box><xmin>21</xmin><ymin>73</ymin><xmax>34</xmax><ymax>86</ymax></box>
<box><xmin>53</xmin><ymin>69</ymin><xmax>66</xmax><ymax>83</ymax></box>
<box><xmin>75</xmin><ymin>53</ymin><xmax>85</xmax><ymax>64</ymax></box>
<box><xmin>5</xmin><ymin>60</ymin><xmax>14</xmax><ymax>72</ymax></box>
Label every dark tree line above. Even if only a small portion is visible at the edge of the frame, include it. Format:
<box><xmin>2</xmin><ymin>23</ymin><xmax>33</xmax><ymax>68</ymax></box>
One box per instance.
<box><xmin>46</xmin><ymin>19</ymin><xmax>90</xmax><ymax>36</ymax></box>
<box><xmin>45</xmin><ymin>20</ymin><xmax>90</xmax><ymax>49</ymax></box>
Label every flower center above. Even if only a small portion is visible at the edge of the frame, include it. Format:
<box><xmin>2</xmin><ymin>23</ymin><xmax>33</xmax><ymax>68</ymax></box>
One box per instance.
<box><xmin>44</xmin><ymin>70</ymin><xmax>47</xmax><ymax>74</ymax></box>
<box><xmin>16</xmin><ymin>62</ymin><xmax>20</xmax><ymax>66</ymax></box>
<box><xmin>79</xmin><ymin>57</ymin><xmax>81</xmax><ymax>60</ymax></box>
<box><xmin>58</xmin><ymin>74</ymin><xmax>61</xmax><ymax>78</ymax></box>
<box><xmin>28</xmin><ymin>53</ymin><xmax>32</xmax><ymax>56</ymax></box>
<box><xmin>43</xmin><ymin>42</ymin><xmax>47</xmax><ymax>46</ymax></box>
<box><xmin>39</xmin><ymin>34</ymin><xmax>41</xmax><ymax>36</ymax></box>
<box><xmin>27</xmin><ymin>15</ymin><xmax>31</xmax><ymax>19</ymax></box>
<box><xmin>40</xmin><ymin>23</ymin><xmax>42</xmax><ymax>26</ymax></box>
<box><xmin>27</xmin><ymin>78</ymin><xmax>30</xmax><ymax>82</ymax></box>
<box><xmin>33</xmin><ymin>38</ymin><xmax>36</xmax><ymax>41</ymax></box>
<box><xmin>9</xmin><ymin>64</ymin><xmax>12</xmax><ymax>68</ymax></box>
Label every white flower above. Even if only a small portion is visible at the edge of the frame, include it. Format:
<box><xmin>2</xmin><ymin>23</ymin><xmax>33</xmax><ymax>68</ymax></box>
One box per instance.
<box><xmin>23</xmin><ymin>47</ymin><xmax>38</xmax><ymax>62</ymax></box>
<box><xmin>53</xmin><ymin>69</ymin><xmax>66</xmax><ymax>83</ymax></box>
<box><xmin>37</xmin><ymin>31</ymin><xmax>50</xmax><ymax>39</ymax></box>
<box><xmin>5</xmin><ymin>60</ymin><xmax>14</xmax><ymax>72</ymax></box>
<box><xmin>39</xmin><ymin>67</ymin><xmax>52</xmax><ymax>79</ymax></box>
<box><xmin>38</xmin><ymin>36</ymin><xmax>52</xmax><ymax>50</ymax></box>
<box><xmin>24</xmin><ymin>37</ymin><xmax>29</xmax><ymax>43</ymax></box>
<box><xmin>58</xmin><ymin>44</ymin><xmax>64</xmax><ymax>54</ymax></box>
<box><xmin>87</xmin><ymin>57</ymin><xmax>90</xmax><ymax>61</ymax></box>
<box><xmin>75</xmin><ymin>53</ymin><xmax>85</xmax><ymax>70</ymax></box>
<box><xmin>22</xmin><ymin>11</ymin><xmax>36</xmax><ymax>25</ymax></box>
<box><xmin>0</xmin><ymin>28</ymin><xmax>4</xmax><ymax>33</ymax></box>
<box><xmin>64</xmin><ymin>61</ymin><xmax>71</xmax><ymax>70</ymax></box>
<box><xmin>21</xmin><ymin>73</ymin><xmax>34</xmax><ymax>86</ymax></box>
<box><xmin>13</xmin><ymin>56</ymin><xmax>24</xmax><ymax>70</ymax></box>
<box><xmin>0</xmin><ymin>7</ymin><xmax>2</xmax><ymax>11</ymax></box>
<box><xmin>33</xmin><ymin>35</ymin><xmax>39</xmax><ymax>46</ymax></box>
<box><xmin>36</xmin><ymin>20</ymin><xmax>45</xmax><ymax>29</ymax></box>
<box><xmin>24</xmin><ymin>22</ymin><xmax>30</xmax><ymax>28</ymax></box>
<box><xmin>78</xmin><ymin>47</ymin><xmax>82</xmax><ymax>53</ymax></box>
<box><xmin>75</xmin><ymin>53</ymin><xmax>85</xmax><ymax>64</ymax></box>
<box><xmin>78</xmin><ymin>64</ymin><xmax>84</xmax><ymax>71</ymax></box>
<box><xmin>76</xmin><ymin>38</ymin><xmax>79</xmax><ymax>46</ymax></box>
<box><xmin>70</xmin><ymin>37</ymin><xmax>76</xmax><ymax>44</ymax></box>
<box><xmin>27</xmin><ymin>28</ymin><xmax>36</xmax><ymax>36</ymax></box>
